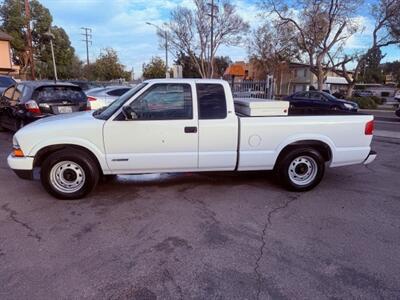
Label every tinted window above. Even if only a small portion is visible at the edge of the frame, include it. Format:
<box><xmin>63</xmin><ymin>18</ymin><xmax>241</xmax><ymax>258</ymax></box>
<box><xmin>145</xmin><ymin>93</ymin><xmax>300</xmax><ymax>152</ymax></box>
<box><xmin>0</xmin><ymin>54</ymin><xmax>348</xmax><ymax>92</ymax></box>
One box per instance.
<box><xmin>32</xmin><ymin>86</ymin><xmax>86</xmax><ymax>103</ymax></box>
<box><xmin>130</xmin><ymin>84</ymin><xmax>192</xmax><ymax>120</ymax></box>
<box><xmin>309</xmin><ymin>92</ymin><xmax>324</xmax><ymax>100</ymax></box>
<box><xmin>107</xmin><ymin>88</ymin><xmax>130</xmax><ymax>96</ymax></box>
<box><xmin>0</xmin><ymin>76</ymin><xmax>14</xmax><ymax>87</ymax></box>
<box><xmin>296</xmin><ymin>92</ymin><xmax>308</xmax><ymax>98</ymax></box>
<box><xmin>3</xmin><ymin>86</ymin><xmax>15</xmax><ymax>99</ymax></box>
<box><xmin>197</xmin><ymin>84</ymin><xmax>227</xmax><ymax>119</ymax></box>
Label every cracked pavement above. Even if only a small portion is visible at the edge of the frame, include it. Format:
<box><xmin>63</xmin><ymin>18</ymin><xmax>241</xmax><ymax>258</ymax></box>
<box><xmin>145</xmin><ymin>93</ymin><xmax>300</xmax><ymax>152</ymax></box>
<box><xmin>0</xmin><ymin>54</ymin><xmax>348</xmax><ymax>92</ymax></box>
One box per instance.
<box><xmin>0</xmin><ymin>132</ymin><xmax>400</xmax><ymax>299</ymax></box>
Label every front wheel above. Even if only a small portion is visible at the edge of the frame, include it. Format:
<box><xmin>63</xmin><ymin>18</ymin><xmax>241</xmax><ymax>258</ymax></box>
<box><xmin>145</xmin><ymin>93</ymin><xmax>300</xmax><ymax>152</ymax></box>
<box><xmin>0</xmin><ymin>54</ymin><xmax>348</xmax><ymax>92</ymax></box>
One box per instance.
<box><xmin>40</xmin><ymin>149</ymin><xmax>100</xmax><ymax>200</ymax></box>
<box><xmin>276</xmin><ymin>148</ymin><xmax>325</xmax><ymax>191</ymax></box>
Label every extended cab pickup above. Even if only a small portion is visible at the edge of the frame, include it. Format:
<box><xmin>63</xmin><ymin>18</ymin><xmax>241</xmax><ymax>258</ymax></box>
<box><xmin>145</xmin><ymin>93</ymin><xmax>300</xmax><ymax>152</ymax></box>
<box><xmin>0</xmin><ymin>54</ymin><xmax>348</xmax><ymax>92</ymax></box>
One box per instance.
<box><xmin>8</xmin><ymin>79</ymin><xmax>377</xmax><ymax>199</ymax></box>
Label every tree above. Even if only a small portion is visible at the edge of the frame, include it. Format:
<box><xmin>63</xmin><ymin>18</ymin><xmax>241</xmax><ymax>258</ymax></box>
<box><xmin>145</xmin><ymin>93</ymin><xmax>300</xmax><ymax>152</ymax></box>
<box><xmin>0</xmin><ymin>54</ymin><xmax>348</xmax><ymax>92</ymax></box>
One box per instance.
<box><xmin>142</xmin><ymin>57</ymin><xmax>166</xmax><ymax>79</ymax></box>
<box><xmin>0</xmin><ymin>0</ymin><xmax>77</xmax><ymax>79</ymax></box>
<box><xmin>214</xmin><ymin>56</ymin><xmax>232</xmax><ymax>77</ymax></box>
<box><xmin>358</xmin><ymin>47</ymin><xmax>385</xmax><ymax>84</ymax></box>
<box><xmin>36</xmin><ymin>26</ymin><xmax>76</xmax><ymax>79</ymax></box>
<box><xmin>263</xmin><ymin>0</ymin><xmax>361</xmax><ymax>90</ymax></box>
<box><xmin>164</xmin><ymin>0</ymin><xmax>249</xmax><ymax>78</ymax></box>
<box><xmin>88</xmin><ymin>48</ymin><xmax>131</xmax><ymax>81</ymax></box>
<box><xmin>174</xmin><ymin>51</ymin><xmax>201</xmax><ymax>78</ymax></box>
<box><xmin>248</xmin><ymin>22</ymin><xmax>300</xmax><ymax>90</ymax></box>
<box><xmin>333</xmin><ymin>0</ymin><xmax>400</xmax><ymax>97</ymax></box>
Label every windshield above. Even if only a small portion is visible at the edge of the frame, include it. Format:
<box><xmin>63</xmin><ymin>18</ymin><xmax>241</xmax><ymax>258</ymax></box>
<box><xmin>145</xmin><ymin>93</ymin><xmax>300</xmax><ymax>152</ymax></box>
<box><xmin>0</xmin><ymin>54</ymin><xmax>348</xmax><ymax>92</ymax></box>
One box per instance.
<box><xmin>93</xmin><ymin>83</ymin><xmax>147</xmax><ymax>120</ymax></box>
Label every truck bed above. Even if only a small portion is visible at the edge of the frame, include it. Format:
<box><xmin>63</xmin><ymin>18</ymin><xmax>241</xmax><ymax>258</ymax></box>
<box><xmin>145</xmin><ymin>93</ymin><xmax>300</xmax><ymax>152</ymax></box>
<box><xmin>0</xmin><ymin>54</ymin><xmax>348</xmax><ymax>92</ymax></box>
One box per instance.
<box><xmin>236</xmin><ymin>112</ymin><xmax>373</xmax><ymax>171</ymax></box>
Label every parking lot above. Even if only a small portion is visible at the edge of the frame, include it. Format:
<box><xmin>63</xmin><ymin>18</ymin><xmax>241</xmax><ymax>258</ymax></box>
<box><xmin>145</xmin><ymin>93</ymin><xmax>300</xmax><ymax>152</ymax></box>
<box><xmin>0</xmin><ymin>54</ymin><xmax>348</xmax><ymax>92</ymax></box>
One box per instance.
<box><xmin>0</xmin><ymin>130</ymin><xmax>400</xmax><ymax>299</ymax></box>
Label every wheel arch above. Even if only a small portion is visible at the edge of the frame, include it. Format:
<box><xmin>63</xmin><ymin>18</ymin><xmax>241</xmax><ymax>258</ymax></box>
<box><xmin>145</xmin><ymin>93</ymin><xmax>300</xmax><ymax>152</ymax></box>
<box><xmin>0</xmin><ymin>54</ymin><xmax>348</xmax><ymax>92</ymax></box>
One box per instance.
<box><xmin>33</xmin><ymin>144</ymin><xmax>104</xmax><ymax>175</ymax></box>
<box><xmin>274</xmin><ymin>139</ymin><xmax>333</xmax><ymax>170</ymax></box>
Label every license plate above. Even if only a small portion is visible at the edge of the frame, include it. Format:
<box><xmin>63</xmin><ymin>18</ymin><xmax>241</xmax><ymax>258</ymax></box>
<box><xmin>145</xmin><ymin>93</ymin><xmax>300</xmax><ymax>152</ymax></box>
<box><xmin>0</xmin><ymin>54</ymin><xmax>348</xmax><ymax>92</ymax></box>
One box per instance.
<box><xmin>58</xmin><ymin>106</ymin><xmax>73</xmax><ymax>114</ymax></box>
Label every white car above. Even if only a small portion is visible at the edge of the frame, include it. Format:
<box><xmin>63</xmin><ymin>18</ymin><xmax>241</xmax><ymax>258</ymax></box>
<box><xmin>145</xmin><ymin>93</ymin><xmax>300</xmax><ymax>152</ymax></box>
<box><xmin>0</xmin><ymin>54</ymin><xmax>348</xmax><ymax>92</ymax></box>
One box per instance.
<box><xmin>86</xmin><ymin>86</ymin><xmax>132</xmax><ymax>109</ymax></box>
<box><xmin>8</xmin><ymin>79</ymin><xmax>376</xmax><ymax>199</ymax></box>
<box><xmin>395</xmin><ymin>90</ymin><xmax>400</xmax><ymax>102</ymax></box>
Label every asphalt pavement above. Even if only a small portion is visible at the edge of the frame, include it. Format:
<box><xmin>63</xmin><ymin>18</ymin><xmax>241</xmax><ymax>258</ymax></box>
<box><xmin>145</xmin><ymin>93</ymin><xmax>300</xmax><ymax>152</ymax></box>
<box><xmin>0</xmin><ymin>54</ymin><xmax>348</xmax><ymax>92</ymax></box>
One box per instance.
<box><xmin>0</xmin><ymin>130</ymin><xmax>400</xmax><ymax>299</ymax></box>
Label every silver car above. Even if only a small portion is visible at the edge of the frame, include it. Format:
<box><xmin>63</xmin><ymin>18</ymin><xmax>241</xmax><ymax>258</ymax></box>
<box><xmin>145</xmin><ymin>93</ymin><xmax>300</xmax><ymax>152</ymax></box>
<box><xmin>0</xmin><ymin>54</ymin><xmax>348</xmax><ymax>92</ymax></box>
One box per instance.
<box><xmin>86</xmin><ymin>86</ymin><xmax>132</xmax><ymax>109</ymax></box>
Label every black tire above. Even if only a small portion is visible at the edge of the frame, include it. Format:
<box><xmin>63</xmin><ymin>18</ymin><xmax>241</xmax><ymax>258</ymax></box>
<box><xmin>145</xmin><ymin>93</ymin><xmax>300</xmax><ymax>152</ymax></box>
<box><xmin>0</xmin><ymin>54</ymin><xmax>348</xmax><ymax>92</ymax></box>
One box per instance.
<box><xmin>276</xmin><ymin>147</ymin><xmax>325</xmax><ymax>192</ymax></box>
<box><xmin>40</xmin><ymin>149</ymin><xmax>100</xmax><ymax>200</ymax></box>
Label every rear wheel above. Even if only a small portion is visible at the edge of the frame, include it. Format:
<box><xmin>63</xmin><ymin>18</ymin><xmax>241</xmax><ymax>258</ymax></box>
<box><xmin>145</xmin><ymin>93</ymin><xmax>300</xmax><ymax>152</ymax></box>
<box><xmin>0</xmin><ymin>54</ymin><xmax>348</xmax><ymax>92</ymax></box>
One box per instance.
<box><xmin>277</xmin><ymin>148</ymin><xmax>325</xmax><ymax>191</ymax></box>
<box><xmin>40</xmin><ymin>149</ymin><xmax>99</xmax><ymax>200</ymax></box>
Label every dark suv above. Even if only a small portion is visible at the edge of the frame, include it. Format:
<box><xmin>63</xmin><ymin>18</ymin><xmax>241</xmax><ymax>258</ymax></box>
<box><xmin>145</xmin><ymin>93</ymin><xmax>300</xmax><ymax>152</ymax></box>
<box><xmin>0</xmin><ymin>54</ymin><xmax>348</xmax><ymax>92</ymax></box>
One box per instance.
<box><xmin>0</xmin><ymin>81</ymin><xmax>89</xmax><ymax>131</ymax></box>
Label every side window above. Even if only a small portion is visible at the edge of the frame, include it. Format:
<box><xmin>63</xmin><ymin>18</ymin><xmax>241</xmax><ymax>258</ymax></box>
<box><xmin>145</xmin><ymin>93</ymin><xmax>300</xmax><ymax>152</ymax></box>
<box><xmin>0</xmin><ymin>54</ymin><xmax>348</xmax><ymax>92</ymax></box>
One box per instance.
<box><xmin>12</xmin><ymin>85</ymin><xmax>24</xmax><ymax>102</ymax></box>
<box><xmin>3</xmin><ymin>86</ymin><xmax>15</xmax><ymax>100</ymax></box>
<box><xmin>309</xmin><ymin>92</ymin><xmax>324</xmax><ymax>101</ymax></box>
<box><xmin>130</xmin><ymin>84</ymin><xmax>192</xmax><ymax>120</ymax></box>
<box><xmin>197</xmin><ymin>84</ymin><xmax>227</xmax><ymax>119</ymax></box>
<box><xmin>297</xmin><ymin>92</ymin><xmax>308</xmax><ymax>98</ymax></box>
<box><xmin>107</xmin><ymin>88</ymin><xmax>130</xmax><ymax>97</ymax></box>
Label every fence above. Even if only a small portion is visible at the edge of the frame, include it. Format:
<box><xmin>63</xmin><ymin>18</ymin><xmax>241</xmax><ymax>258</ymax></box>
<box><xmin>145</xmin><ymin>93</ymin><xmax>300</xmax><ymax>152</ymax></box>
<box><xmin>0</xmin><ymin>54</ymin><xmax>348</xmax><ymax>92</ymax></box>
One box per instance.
<box><xmin>229</xmin><ymin>75</ymin><xmax>275</xmax><ymax>100</ymax></box>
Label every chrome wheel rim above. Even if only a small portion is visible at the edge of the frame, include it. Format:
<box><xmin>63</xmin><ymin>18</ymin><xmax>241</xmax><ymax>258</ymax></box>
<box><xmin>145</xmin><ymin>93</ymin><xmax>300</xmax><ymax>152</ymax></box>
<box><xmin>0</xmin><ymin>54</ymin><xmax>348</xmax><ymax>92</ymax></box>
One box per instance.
<box><xmin>288</xmin><ymin>155</ymin><xmax>318</xmax><ymax>186</ymax></box>
<box><xmin>50</xmin><ymin>161</ymin><xmax>85</xmax><ymax>193</ymax></box>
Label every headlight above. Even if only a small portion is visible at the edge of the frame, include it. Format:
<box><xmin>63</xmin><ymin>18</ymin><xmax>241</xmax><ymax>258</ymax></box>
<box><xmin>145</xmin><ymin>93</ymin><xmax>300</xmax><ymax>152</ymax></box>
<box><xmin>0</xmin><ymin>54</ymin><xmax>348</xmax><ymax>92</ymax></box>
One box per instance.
<box><xmin>344</xmin><ymin>103</ymin><xmax>354</xmax><ymax>110</ymax></box>
<box><xmin>11</xmin><ymin>136</ymin><xmax>24</xmax><ymax>157</ymax></box>
<box><xmin>12</xmin><ymin>136</ymin><xmax>19</xmax><ymax>148</ymax></box>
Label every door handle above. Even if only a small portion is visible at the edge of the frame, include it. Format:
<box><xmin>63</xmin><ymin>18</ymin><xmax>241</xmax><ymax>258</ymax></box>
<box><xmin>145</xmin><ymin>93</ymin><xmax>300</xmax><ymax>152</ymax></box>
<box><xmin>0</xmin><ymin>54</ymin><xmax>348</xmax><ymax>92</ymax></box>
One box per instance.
<box><xmin>184</xmin><ymin>126</ymin><xmax>197</xmax><ymax>133</ymax></box>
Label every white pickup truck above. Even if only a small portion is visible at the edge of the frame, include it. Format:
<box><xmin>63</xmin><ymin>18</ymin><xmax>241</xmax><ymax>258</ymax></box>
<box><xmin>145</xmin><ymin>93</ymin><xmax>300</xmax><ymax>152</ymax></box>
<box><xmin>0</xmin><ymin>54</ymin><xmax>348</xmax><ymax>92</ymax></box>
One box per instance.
<box><xmin>8</xmin><ymin>79</ymin><xmax>376</xmax><ymax>200</ymax></box>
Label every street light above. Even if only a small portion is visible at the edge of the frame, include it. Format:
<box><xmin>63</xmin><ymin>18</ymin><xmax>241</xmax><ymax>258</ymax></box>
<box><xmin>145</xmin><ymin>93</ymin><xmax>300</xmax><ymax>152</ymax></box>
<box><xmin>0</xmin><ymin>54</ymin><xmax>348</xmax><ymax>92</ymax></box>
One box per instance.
<box><xmin>44</xmin><ymin>29</ymin><xmax>58</xmax><ymax>82</ymax></box>
<box><xmin>146</xmin><ymin>22</ymin><xmax>169</xmax><ymax>78</ymax></box>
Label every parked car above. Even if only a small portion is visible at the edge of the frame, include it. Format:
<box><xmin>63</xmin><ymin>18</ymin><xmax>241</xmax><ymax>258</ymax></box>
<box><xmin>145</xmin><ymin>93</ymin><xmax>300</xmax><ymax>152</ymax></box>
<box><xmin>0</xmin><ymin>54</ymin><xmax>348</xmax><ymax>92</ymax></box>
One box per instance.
<box><xmin>353</xmin><ymin>90</ymin><xmax>373</xmax><ymax>97</ymax></box>
<box><xmin>0</xmin><ymin>75</ymin><xmax>16</xmax><ymax>94</ymax></box>
<box><xmin>86</xmin><ymin>86</ymin><xmax>132</xmax><ymax>109</ymax></box>
<box><xmin>394</xmin><ymin>90</ymin><xmax>400</xmax><ymax>102</ymax></box>
<box><xmin>66</xmin><ymin>80</ymin><xmax>101</xmax><ymax>91</ymax></box>
<box><xmin>284</xmin><ymin>91</ymin><xmax>358</xmax><ymax>112</ymax></box>
<box><xmin>0</xmin><ymin>81</ymin><xmax>89</xmax><ymax>131</ymax></box>
<box><xmin>8</xmin><ymin>79</ymin><xmax>376</xmax><ymax>199</ymax></box>
<box><xmin>396</xmin><ymin>107</ymin><xmax>400</xmax><ymax>117</ymax></box>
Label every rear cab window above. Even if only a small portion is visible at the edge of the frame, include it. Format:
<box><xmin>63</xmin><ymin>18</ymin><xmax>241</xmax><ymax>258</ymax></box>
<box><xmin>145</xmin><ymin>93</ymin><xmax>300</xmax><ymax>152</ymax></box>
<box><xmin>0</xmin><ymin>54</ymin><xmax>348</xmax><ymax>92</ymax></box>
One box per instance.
<box><xmin>196</xmin><ymin>83</ymin><xmax>227</xmax><ymax>119</ymax></box>
<box><xmin>32</xmin><ymin>86</ymin><xmax>87</xmax><ymax>103</ymax></box>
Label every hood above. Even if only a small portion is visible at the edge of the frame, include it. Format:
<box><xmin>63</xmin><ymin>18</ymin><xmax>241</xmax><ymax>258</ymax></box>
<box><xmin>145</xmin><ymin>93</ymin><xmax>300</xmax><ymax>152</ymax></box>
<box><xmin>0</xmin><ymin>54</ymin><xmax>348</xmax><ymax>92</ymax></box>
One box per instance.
<box><xmin>14</xmin><ymin>111</ymin><xmax>106</xmax><ymax>156</ymax></box>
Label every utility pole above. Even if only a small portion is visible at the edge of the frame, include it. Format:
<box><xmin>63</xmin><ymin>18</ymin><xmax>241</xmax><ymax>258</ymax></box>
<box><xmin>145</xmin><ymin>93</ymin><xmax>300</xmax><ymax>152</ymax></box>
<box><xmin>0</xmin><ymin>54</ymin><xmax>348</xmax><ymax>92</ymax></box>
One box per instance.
<box><xmin>24</xmin><ymin>0</ymin><xmax>35</xmax><ymax>80</ymax></box>
<box><xmin>81</xmin><ymin>27</ymin><xmax>92</xmax><ymax>65</ymax></box>
<box><xmin>207</xmin><ymin>0</ymin><xmax>218</xmax><ymax>78</ymax></box>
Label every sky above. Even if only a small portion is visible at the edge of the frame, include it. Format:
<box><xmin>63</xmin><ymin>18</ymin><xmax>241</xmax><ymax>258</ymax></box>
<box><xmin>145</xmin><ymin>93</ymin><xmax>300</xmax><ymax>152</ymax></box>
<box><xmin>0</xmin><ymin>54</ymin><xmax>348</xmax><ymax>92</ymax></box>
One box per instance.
<box><xmin>38</xmin><ymin>0</ymin><xmax>400</xmax><ymax>79</ymax></box>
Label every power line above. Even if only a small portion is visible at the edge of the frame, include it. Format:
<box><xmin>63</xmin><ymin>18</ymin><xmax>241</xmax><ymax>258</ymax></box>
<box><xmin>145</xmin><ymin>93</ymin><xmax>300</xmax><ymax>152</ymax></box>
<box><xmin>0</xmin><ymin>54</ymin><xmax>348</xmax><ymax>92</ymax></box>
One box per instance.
<box><xmin>81</xmin><ymin>27</ymin><xmax>92</xmax><ymax>65</ymax></box>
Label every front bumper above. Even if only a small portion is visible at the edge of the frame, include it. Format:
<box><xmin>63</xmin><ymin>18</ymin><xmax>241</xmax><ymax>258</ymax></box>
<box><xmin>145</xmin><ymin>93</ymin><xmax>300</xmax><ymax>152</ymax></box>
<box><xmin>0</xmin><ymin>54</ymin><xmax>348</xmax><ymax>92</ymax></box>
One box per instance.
<box><xmin>7</xmin><ymin>154</ymin><xmax>34</xmax><ymax>180</ymax></box>
<box><xmin>363</xmin><ymin>150</ymin><xmax>377</xmax><ymax>165</ymax></box>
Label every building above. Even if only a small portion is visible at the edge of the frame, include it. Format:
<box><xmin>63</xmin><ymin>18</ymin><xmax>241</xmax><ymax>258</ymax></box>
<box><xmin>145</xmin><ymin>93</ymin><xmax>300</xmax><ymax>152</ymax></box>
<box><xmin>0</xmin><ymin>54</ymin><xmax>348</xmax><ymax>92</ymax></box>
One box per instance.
<box><xmin>278</xmin><ymin>62</ymin><xmax>352</xmax><ymax>96</ymax></box>
<box><xmin>0</xmin><ymin>31</ymin><xmax>19</xmax><ymax>76</ymax></box>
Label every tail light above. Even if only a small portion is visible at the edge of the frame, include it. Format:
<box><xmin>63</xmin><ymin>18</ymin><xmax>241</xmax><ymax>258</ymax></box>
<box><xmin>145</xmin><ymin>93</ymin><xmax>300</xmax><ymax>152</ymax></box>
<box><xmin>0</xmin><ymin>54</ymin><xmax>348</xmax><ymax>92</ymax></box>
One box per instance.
<box><xmin>86</xmin><ymin>101</ymin><xmax>91</xmax><ymax>111</ymax></box>
<box><xmin>365</xmin><ymin>120</ymin><xmax>374</xmax><ymax>135</ymax></box>
<box><xmin>87</xmin><ymin>96</ymin><xmax>97</xmax><ymax>102</ymax></box>
<box><xmin>25</xmin><ymin>100</ymin><xmax>41</xmax><ymax>115</ymax></box>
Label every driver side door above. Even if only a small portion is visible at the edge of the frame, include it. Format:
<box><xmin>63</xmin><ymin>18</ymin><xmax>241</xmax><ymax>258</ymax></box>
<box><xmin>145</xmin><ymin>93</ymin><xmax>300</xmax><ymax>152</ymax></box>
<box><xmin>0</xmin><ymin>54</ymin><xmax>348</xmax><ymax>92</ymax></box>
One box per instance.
<box><xmin>103</xmin><ymin>83</ymin><xmax>199</xmax><ymax>173</ymax></box>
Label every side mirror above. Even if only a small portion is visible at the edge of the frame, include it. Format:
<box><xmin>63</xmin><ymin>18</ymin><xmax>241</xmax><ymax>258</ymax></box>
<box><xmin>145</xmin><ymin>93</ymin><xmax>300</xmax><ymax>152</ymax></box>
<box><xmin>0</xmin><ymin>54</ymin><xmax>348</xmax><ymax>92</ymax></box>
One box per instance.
<box><xmin>122</xmin><ymin>106</ymin><xmax>138</xmax><ymax>120</ymax></box>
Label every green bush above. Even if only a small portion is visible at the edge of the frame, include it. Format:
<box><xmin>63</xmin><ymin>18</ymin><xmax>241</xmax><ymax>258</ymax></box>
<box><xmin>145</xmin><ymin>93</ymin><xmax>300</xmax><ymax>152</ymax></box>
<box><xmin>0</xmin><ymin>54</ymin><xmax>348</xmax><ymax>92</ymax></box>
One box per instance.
<box><xmin>370</xmin><ymin>95</ymin><xmax>383</xmax><ymax>105</ymax></box>
<box><xmin>350</xmin><ymin>97</ymin><xmax>378</xmax><ymax>109</ymax></box>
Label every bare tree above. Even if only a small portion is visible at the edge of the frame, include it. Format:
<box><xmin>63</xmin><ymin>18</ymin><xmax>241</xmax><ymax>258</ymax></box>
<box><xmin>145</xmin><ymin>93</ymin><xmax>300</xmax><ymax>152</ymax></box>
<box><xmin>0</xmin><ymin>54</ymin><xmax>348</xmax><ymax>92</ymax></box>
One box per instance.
<box><xmin>332</xmin><ymin>0</ymin><xmax>400</xmax><ymax>97</ymax></box>
<box><xmin>163</xmin><ymin>0</ymin><xmax>249</xmax><ymax>78</ymax></box>
<box><xmin>262</xmin><ymin>0</ymin><xmax>361</xmax><ymax>90</ymax></box>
